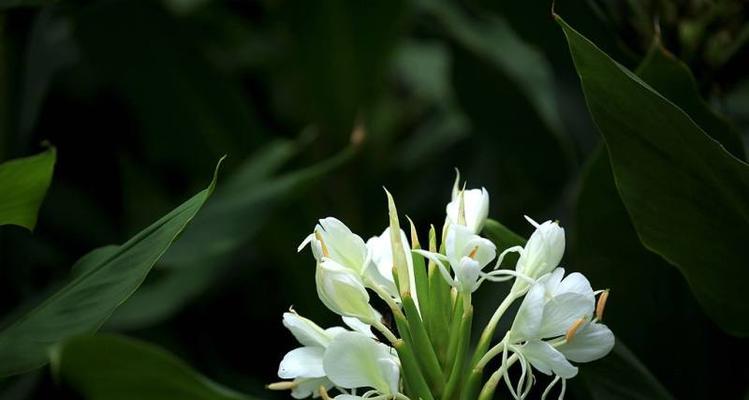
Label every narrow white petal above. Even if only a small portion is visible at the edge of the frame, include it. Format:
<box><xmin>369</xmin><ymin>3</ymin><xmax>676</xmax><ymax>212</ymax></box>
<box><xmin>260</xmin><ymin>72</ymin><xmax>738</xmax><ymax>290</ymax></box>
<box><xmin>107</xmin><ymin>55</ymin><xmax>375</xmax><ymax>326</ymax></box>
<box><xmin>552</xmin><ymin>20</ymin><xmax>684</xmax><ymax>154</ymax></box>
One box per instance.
<box><xmin>283</xmin><ymin>312</ymin><xmax>333</xmax><ymax>348</ymax></box>
<box><xmin>279</xmin><ymin>347</ymin><xmax>325</xmax><ymax>379</ymax></box>
<box><xmin>522</xmin><ymin>340</ymin><xmax>578</xmax><ymax>379</ymax></box>
<box><xmin>510</xmin><ymin>282</ymin><xmax>546</xmax><ymax>340</ymax></box>
<box><xmin>555</xmin><ymin>272</ymin><xmax>594</xmax><ymax>297</ymax></box>
<box><xmin>558</xmin><ymin>322</ymin><xmax>615</xmax><ymax>363</ymax></box>
<box><xmin>291</xmin><ymin>377</ymin><xmax>333</xmax><ymax>399</ymax></box>
<box><xmin>342</xmin><ymin>316</ymin><xmax>376</xmax><ymax>338</ymax></box>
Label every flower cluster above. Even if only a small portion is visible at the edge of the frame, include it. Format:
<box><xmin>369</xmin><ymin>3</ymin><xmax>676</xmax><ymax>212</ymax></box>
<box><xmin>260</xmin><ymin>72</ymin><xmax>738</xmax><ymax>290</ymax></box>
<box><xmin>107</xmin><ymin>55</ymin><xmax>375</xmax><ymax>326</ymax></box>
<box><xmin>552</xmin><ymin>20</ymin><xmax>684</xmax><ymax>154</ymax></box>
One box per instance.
<box><xmin>269</xmin><ymin>173</ymin><xmax>614</xmax><ymax>400</ymax></box>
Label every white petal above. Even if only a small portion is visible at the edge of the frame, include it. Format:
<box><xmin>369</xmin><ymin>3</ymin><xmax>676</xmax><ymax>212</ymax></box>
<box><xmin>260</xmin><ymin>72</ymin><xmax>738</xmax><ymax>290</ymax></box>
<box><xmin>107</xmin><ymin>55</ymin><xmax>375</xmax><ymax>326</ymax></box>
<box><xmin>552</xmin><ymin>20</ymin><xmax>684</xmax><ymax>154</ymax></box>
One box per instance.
<box><xmin>510</xmin><ymin>282</ymin><xmax>546</xmax><ymax>340</ymax></box>
<box><xmin>454</xmin><ymin>257</ymin><xmax>481</xmax><ymax>293</ymax></box>
<box><xmin>541</xmin><ymin>268</ymin><xmax>565</xmax><ymax>293</ymax></box>
<box><xmin>315</xmin><ymin>261</ymin><xmax>375</xmax><ymax>322</ymax></box>
<box><xmin>317</xmin><ymin>217</ymin><xmax>368</xmax><ymax>274</ymax></box>
<box><xmin>517</xmin><ymin>220</ymin><xmax>565</xmax><ymax>279</ymax></box>
<box><xmin>283</xmin><ymin>312</ymin><xmax>333</xmax><ymax>348</ymax></box>
<box><xmin>366</xmin><ymin>228</ymin><xmax>419</xmax><ymax>310</ymax></box>
<box><xmin>555</xmin><ymin>272</ymin><xmax>594</xmax><ymax>297</ymax></box>
<box><xmin>298</xmin><ymin>233</ymin><xmax>315</xmax><ymax>252</ymax></box>
<box><xmin>291</xmin><ymin>377</ymin><xmax>332</xmax><ymax>399</ymax></box>
<box><xmin>279</xmin><ymin>347</ymin><xmax>325</xmax><ymax>379</ymax></box>
<box><xmin>558</xmin><ymin>322</ymin><xmax>615</xmax><ymax>363</ymax></box>
<box><xmin>538</xmin><ymin>292</ymin><xmax>595</xmax><ymax>339</ymax></box>
<box><xmin>323</xmin><ymin>332</ymin><xmax>400</xmax><ymax>395</ymax></box>
<box><xmin>342</xmin><ymin>316</ymin><xmax>376</xmax><ymax>338</ymax></box>
<box><xmin>522</xmin><ymin>340</ymin><xmax>578</xmax><ymax>379</ymax></box>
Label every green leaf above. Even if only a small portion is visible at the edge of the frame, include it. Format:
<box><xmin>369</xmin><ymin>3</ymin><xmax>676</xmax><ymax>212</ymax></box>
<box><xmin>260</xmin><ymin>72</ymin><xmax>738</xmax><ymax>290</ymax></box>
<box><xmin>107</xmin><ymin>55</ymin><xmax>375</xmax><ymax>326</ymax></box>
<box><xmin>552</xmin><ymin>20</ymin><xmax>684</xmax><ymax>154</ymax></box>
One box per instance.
<box><xmin>52</xmin><ymin>334</ymin><xmax>251</xmax><ymax>400</ymax></box>
<box><xmin>574</xmin><ymin>146</ymin><xmax>711</xmax><ymax>398</ymax></box>
<box><xmin>575</xmin><ymin>343</ymin><xmax>674</xmax><ymax>400</ymax></box>
<box><xmin>481</xmin><ymin>218</ymin><xmax>526</xmax><ymax>249</ymax></box>
<box><xmin>636</xmin><ymin>41</ymin><xmax>745</xmax><ymax>159</ymax></box>
<box><xmin>0</xmin><ymin>147</ymin><xmax>55</xmax><ymax>231</ymax></box>
<box><xmin>108</xmin><ymin>142</ymin><xmax>355</xmax><ymax>329</ymax></box>
<box><xmin>557</xmin><ymin>15</ymin><xmax>749</xmax><ymax>336</ymax></box>
<box><xmin>0</xmin><ymin>159</ymin><xmax>222</xmax><ymax>377</ymax></box>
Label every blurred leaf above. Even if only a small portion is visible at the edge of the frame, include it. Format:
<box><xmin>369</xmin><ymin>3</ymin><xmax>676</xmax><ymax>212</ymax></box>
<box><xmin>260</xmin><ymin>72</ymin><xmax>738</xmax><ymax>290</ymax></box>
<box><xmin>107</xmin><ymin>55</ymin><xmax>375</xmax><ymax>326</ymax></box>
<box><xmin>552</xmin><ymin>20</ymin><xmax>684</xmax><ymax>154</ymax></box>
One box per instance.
<box><xmin>18</xmin><ymin>9</ymin><xmax>77</xmax><ymax>141</ymax></box>
<box><xmin>0</xmin><ymin>0</ymin><xmax>54</xmax><ymax>9</ymax></box>
<box><xmin>273</xmin><ymin>0</ymin><xmax>409</xmax><ymax>143</ymax></box>
<box><xmin>52</xmin><ymin>334</ymin><xmax>251</xmax><ymax>400</ymax></box>
<box><xmin>0</xmin><ymin>146</ymin><xmax>55</xmax><ymax>231</ymax></box>
<box><xmin>575</xmin><ymin>343</ymin><xmax>673</xmax><ymax>400</ymax></box>
<box><xmin>0</xmin><ymin>159</ymin><xmax>221</xmax><ymax>377</ymax></box>
<box><xmin>109</xmin><ymin>141</ymin><xmax>355</xmax><ymax>329</ymax></box>
<box><xmin>75</xmin><ymin>0</ymin><xmax>264</xmax><ymax>172</ymax></box>
<box><xmin>636</xmin><ymin>40</ymin><xmax>745</xmax><ymax>159</ymax></box>
<box><xmin>420</xmin><ymin>0</ymin><xmax>574</xmax><ymax>217</ymax></box>
<box><xmin>482</xmin><ymin>218</ymin><xmax>526</xmax><ymax>248</ymax></box>
<box><xmin>557</xmin><ymin>15</ymin><xmax>749</xmax><ymax>336</ymax></box>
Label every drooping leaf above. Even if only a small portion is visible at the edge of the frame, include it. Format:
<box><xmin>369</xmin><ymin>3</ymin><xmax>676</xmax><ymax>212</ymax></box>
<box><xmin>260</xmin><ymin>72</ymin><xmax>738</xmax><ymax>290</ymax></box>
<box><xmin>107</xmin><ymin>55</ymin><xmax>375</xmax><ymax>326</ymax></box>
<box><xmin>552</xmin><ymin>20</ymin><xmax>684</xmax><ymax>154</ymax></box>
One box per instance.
<box><xmin>636</xmin><ymin>40</ymin><xmax>745</xmax><ymax>159</ymax></box>
<box><xmin>574</xmin><ymin>146</ymin><xmax>726</xmax><ymax>398</ymax></box>
<box><xmin>108</xmin><ymin>141</ymin><xmax>355</xmax><ymax>329</ymax></box>
<box><xmin>52</xmin><ymin>335</ymin><xmax>251</xmax><ymax>400</ymax></box>
<box><xmin>0</xmin><ymin>159</ymin><xmax>222</xmax><ymax>377</ymax></box>
<box><xmin>557</xmin><ymin>14</ymin><xmax>749</xmax><ymax>336</ymax></box>
<box><xmin>575</xmin><ymin>343</ymin><xmax>673</xmax><ymax>400</ymax></box>
<box><xmin>0</xmin><ymin>146</ymin><xmax>56</xmax><ymax>231</ymax></box>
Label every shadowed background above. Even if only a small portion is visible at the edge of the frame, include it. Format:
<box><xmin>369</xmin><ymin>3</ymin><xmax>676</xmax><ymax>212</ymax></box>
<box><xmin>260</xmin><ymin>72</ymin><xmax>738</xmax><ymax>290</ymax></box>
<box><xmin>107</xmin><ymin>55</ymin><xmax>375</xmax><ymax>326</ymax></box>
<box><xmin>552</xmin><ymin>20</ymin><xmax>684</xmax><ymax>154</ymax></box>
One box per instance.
<box><xmin>1</xmin><ymin>0</ymin><xmax>748</xmax><ymax>399</ymax></box>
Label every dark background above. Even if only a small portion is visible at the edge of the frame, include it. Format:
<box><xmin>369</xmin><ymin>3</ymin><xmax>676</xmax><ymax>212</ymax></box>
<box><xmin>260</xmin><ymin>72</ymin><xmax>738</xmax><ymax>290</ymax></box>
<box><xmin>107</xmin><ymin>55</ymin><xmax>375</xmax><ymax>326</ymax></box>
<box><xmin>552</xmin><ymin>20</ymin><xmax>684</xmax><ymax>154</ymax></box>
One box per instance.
<box><xmin>1</xmin><ymin>0</ymin><xmax>748</xmax><ymax>399</ymax></box>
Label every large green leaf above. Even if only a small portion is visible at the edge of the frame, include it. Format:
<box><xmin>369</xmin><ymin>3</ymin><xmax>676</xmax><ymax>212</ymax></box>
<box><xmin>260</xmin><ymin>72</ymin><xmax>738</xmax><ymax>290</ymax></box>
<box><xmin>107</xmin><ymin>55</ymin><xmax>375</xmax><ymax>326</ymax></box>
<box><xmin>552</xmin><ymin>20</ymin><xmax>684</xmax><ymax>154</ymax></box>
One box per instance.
<box><xmin>0</xmin><ymin>147</ymin><xmax>55</xmax><ymax>231</ymax></box>
<box><xmin>573</xmin><ymin>146</ymin><xmax>714</xmax><ymax>398</ymax></box>
<box><xmin>108</xmin><ymin>141</ymin><xmax>355</xmax><ymax>329</ymax></box>
<box><xmin>0</xmin><ymin>160</ymin><xmax>221</xmax><ymax>377</ymax></box>
<box><xmin>636</xmin><ymin>41</ymin><xmax>745</xmax><ymax>159</ymax></box>
<box><xmin>52</xmin><ymin>335</ymin><xmax>251</xmax><ymax>400</ymax></box>
<box><xmin>557</xmin><ymin>15</ymin><xmax>749</xmax><ymax>336</ymax></box>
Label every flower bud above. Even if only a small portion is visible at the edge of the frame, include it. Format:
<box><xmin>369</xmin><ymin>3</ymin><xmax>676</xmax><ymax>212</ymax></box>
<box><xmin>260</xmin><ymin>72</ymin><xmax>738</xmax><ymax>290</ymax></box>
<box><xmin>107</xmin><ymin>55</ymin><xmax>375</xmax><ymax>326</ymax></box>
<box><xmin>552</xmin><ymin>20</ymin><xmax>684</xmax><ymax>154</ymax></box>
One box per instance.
<box><xmin>323</xmin><ymin>332</ymin><xmax>400</xmax><ymax>396</ymax></box>
<box><xmin>513</xmin><ymin>217</ymin><xmax>565</xmax><ymax>292</ymax></box>
<box><xmin>315</xmin><ymin>260</ymin><xmax>377</xmax><ymax>324</ymax></box>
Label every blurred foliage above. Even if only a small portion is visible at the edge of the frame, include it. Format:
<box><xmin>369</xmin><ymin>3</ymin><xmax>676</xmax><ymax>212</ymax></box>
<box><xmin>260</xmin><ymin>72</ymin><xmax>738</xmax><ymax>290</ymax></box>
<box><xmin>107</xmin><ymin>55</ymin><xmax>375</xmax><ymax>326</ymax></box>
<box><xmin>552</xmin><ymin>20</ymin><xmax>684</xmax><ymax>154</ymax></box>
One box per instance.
<box><xmin>0</xmin><ymin>0</ymin><xmax>747</xmax><ymax>399</ymax></box>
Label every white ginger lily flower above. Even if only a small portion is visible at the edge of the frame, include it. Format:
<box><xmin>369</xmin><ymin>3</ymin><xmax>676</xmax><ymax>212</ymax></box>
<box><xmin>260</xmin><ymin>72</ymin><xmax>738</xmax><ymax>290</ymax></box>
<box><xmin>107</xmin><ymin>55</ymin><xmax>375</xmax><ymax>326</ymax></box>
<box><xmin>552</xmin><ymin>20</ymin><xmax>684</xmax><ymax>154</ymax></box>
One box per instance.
<box><xmin>299</xmin><ymin>217</ymin><xmax>369</xmax><ymax>274</ymax></box>
<box><xmin>366</xmin><ymin>227</ymin><xmax>420</xmax><ymax>309</ymax></box>
<box><xmin>483</xmin><ymin>216</ymin><xmax>566</xmax><ymax>293</ymax></box>
<box><xmin>275</xmin><ymin>312</ymin><xmax>346</xmax><ymax>399</ymax></box>
<box><xmin>273</xmin><ymin>312</ymin><xmax>380</xmax><ymax>399</ymax></box>
<box><xmin>323</xmin><ymin>332</ymin><xmax>401</xmax><ymax>397</ymax></box>
<box><xmin>499</xmin><ymin>269</ymin><xmax>613</xmax><ymax>398</ymax></box>
<box><xmin>446</xmin><ymin>172</ymin><xmax>490</xmax><ymax>234</ymax></box>
<box><xmin>414</xmin><ymin>223</ymin><xmax>496</xmax><ymax>293</ymax></box>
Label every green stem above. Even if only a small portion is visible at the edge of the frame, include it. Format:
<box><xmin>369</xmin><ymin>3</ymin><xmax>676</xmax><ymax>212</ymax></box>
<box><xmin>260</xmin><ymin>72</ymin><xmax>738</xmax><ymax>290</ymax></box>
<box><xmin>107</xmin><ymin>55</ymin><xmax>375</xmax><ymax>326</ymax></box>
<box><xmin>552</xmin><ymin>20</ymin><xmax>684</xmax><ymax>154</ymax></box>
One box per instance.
<box><xmin>443</xmin><ymin>303</ymin><xmax>473</xmax><ymax>400</ymax></box>
<box><xmin>394</xmin><ymin>339</ymin><xmax>436</xmax><ymax>400</ymax></box>
<box><xmin>402</xmin><ymin>293</ymin><xmax>444</xmax><ymax>396</ymax></box>
<box><xmin>477</xmin><ymin>353</ymin><xmax>520</xmax><ymax>400</ymax></box>
<box><xmin>462</xmin><ymin>292</ymin><xmax>519</xmax><ymax>400</ymax></box>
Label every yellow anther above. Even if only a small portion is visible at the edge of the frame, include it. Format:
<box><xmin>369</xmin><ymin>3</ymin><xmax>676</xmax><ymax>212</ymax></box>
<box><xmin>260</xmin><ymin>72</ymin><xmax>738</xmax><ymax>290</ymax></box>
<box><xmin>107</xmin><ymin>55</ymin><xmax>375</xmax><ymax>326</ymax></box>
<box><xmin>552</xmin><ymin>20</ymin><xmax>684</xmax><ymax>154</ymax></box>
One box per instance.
<box><xmin>468</xmin><ymin>246</ymin><xmax>479</xmax><ymax>259</ymax></box>
<box><xmin>565</xmin><ymin>318</ymin><xmax>586</xmax><ymax>342</ymax></box>
<box><xmin>596</xmin><ymin>290</ymin><xmax>610</xmax><ymax>321</ymax></box>
<box><xmin>267</xmin><ymin>381</ymin><xmax>297</xmax><ymax>391</ymax></box>
<box><xmin>319</xmin><ymin>386</ymin><xmax>332</xmax><ymax>400</ymax></box>
<box><xmin>314</xmin><ymin>231</ymin><xmax>330</xmax><ymax>258</ymax></box>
